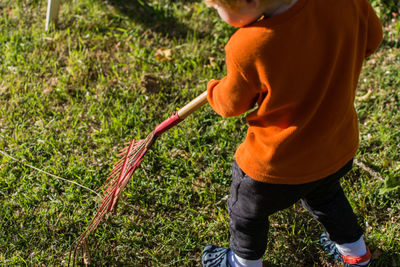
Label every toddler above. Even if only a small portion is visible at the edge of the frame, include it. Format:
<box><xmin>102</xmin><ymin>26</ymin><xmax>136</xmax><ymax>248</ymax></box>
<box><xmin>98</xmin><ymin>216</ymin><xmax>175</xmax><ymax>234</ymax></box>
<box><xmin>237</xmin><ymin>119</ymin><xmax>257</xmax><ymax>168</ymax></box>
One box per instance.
<box><xmin>202</xmin><ymin>0</ymin><xmax>383</xmax><ymax>266</ymax></box>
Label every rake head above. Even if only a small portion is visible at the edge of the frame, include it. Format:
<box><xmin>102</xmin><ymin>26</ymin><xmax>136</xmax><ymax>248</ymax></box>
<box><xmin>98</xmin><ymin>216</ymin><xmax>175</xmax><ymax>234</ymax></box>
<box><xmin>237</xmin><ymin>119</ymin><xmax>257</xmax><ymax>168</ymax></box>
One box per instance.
<box><xmin>68</xmin><ymin>91</ymin><xmax>208</xmax><ymax>266</ymax></box>
<box><xmin>69</xmin><ymin>113</ymin><xmax>183</xmax><ymax>266</ymax></box>
<box><xmin>68</xmin><ymin>131</ymin><xmax>156</xmax><ymax>266</ymax></box>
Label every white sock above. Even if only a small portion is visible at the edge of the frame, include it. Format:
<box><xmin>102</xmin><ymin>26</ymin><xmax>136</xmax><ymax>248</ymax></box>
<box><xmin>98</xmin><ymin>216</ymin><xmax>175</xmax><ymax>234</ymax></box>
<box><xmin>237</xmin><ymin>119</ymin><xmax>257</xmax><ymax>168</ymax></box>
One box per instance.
<box><xmin>228</xmin><ymin>250</ymin><xmax>263</xmax><ymax>267</ymax></box>
<box><xmin>335</xmin><ymin>236</ymin><xmax>370</xmax><ymax>265</ymax></box>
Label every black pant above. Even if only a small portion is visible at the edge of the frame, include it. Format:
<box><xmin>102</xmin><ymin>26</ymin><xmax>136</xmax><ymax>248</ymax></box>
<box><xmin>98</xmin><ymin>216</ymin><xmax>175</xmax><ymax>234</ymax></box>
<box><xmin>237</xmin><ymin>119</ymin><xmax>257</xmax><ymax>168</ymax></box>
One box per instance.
<box><xmin>228</xmin><ymin>159</ymin><xmax>363</xmax><ymax>260</ymax></box>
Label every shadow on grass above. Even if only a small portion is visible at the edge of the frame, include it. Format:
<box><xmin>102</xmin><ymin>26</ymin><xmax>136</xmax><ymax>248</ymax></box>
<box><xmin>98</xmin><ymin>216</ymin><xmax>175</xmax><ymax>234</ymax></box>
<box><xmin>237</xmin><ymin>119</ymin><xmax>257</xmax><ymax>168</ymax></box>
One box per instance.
<box><xmin>263</xmin><ymin>262</ymin><xmax>281</xmax><ymax>267</ymax></box>
<box><xmin>105</xmin><ymin>0</ymin><xmax>191</xmax><ymax>39</ymax></box>
<box><xmin>369</xmin><ymin>249</ymin><xmax>400</xmax><ymax>266</ymax></box>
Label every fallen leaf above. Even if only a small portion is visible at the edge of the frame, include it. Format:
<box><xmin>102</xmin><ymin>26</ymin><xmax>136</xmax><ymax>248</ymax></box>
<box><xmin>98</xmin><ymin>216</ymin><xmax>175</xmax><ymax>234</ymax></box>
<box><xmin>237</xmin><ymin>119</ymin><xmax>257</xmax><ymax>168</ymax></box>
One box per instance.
<box><xmin>357</xmin><ymin>90</ymin><xmax>373</xmax><ymax>102</ymax></box>
<box><xmin>154</xmin><ymin>48</ymin><xmax>172</xmax><ymax>61</ymax></box>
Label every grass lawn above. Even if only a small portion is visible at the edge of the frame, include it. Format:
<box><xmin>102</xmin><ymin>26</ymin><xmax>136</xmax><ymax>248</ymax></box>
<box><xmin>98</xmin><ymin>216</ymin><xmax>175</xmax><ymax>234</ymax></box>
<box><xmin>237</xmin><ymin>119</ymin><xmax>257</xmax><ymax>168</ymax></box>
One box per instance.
<box><xmin>0</xmin><ymin>0</ymin><xmax>399</xmax><ymax>265</ymax></box>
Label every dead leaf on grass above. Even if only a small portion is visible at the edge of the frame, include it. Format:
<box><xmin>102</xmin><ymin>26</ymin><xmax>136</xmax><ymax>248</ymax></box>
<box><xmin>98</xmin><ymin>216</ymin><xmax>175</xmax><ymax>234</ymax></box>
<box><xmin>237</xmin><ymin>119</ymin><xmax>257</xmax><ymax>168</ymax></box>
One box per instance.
<box><xmin>357</xmin><ymin>90</ymin><xmax>373</xmax><ymax>102</ymax></box>
<box><xmin>154</xmin><ymin>48</ymin><xmax>172</xmax><ymax>61</ymax></box>
<box><xmin>0</xmin><ymin>85</ymin><xmax>7</xmax><ymax>95</ymax></box>
<box><xmin>43</xmin><ymin>77</ymin><xmax>58</xmax><ymax>95</ymax></box>
<box><xmin>82</xmin><ymin>240</ymin><xmax>91</xmax><ymax>266</ymax></box>
<box><xmin>192</xmin><ymin>175</ymin><xmax>212</xmax><ymax>192</ymax></box>
<box><xmin>209</xmin><ymin>57</ymin><xmax>216</xmax><ymax>67</ymax></box>
<box><xmin>34</xmin><ymin>120</ymin><xmax>44</xmax><ymax>127</ymax></box>
<box><xmin>171</xmin><ymin>149</ymin><xmax>189</xmax><ymax>158</ymax></box>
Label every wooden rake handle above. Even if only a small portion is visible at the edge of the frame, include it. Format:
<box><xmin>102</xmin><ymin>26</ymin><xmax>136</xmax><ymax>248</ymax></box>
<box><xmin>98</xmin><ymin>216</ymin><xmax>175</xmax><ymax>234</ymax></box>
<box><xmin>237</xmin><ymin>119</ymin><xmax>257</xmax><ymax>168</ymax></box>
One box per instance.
<box><xmin>177</xmin><ymin>90</ymin><xmax>208</xmax><ymax>119</ymax></box>
<box><xmin>154</xmin><ymin>91</ymin><xmax>208</xmax><ymax>136</ymax></box>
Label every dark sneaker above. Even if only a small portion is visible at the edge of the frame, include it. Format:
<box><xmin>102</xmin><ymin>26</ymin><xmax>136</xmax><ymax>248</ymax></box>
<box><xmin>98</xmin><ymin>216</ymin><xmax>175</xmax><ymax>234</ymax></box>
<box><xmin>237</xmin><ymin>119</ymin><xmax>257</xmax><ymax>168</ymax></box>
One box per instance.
<box><xmin>202</xmin><ymin>245</ymin><xmax>232</xmax><ymax>267</ymax></box>
<box><xmin>320</xmin><ymin>232</ymin><xmax>371</xmax><ymax>267</ymax></box>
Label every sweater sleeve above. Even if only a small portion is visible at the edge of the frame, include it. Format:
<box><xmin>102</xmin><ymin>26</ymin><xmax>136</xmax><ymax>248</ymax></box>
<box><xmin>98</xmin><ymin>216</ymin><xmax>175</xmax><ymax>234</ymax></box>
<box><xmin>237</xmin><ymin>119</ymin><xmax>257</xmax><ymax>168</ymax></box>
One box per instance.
<box><xmin>365</xmin><ymin>2</ymin><xmax>383</xmax><ymax>57</ymax></box>
<box><xmin>207</xmin><ymin>40</ymin><xmax>261</xmax><ymax>118</ymax></box>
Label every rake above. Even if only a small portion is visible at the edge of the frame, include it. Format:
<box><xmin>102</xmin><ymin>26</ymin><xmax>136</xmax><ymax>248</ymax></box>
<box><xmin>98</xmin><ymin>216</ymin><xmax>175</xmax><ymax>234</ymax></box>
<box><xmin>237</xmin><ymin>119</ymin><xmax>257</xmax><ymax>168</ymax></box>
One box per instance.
<box><xmin>69</xmin><ymin>91</ymin><xmax>208</xmax><ymax>265</ymax></box>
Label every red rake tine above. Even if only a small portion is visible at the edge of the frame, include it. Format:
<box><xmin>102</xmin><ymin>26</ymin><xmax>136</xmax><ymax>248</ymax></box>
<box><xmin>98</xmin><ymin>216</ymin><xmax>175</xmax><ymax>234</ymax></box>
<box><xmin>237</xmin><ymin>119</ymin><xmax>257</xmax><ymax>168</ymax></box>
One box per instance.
<box><xmin>107</xmin><ymin>140</ymin><xmax>135</xmax><ymax>212</ymax></box>
<box><xmin>69</xmin><ymin>178</ymin><xmax>123</xmax><ymax>265</ymax></box>
<box><xmin>108</xmin><ymin>141</ymin><xmax>150</xmax><ymax>211</ymax></box>
<box><xmin>107</xmin><ymin>141</ymin><xmax>145</xmax><ymax>183</ymax></box>
<box><xmin>69</xmin><ymin>198</ymin><xmax>109</xmax><ymax>265</ymax></box>
<box><xmin>69</xmin><ymin>180</ymin><xmax>120</xmax><ymax>259</ymax></box>
<box><xmin>104</xmin><ymin>143</ymin><xmax>147</xmax><ymax>197</ymax></box>
<box><xmin>106</xmin><ymin>143</ymin><xmax>136</xmax><ymax>181</ymax></box>
<box><xmin>103</xmin><ymin>155</ymin><xmax>141</xmax><ymax>199</ymax></box>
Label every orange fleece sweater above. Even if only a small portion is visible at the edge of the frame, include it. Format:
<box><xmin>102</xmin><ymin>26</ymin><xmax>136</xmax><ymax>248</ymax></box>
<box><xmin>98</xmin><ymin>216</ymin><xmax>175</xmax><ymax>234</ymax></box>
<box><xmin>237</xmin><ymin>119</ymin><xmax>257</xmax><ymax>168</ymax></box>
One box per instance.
<box><xmin>207</xmin><ymin>0</ymin><xmax>383</xmax><ymax>184</ymax></box>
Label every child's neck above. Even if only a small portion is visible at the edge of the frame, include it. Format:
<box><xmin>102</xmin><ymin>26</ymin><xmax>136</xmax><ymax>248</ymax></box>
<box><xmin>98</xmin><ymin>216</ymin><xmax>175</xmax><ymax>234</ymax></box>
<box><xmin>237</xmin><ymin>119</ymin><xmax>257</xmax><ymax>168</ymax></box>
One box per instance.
<box><xmin>264</xmin><ymin>0</ymin><xmax>298</xmax><ymax>18</ymax></box>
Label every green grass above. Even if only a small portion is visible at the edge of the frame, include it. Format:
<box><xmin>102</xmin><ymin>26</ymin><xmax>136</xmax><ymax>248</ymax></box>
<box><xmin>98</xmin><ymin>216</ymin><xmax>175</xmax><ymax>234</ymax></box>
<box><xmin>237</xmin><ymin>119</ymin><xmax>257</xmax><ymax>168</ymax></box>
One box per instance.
<box><xmin>0</xmin><ymin>0</ymin><xmax>399</xmax><ymax>265</ymax></box>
